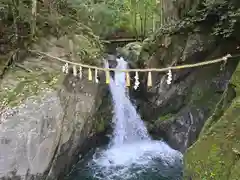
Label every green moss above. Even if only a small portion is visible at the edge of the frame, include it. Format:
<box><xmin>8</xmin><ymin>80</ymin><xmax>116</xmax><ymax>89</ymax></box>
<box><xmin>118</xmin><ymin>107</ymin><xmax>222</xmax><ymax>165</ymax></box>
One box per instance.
<box><xmin>0</xmin><ymin>65</ymin><xmax>61</xmax><ymax>108</ymax></box>
<box><xmin>200</xmin><ymin>85</ymin><xmax>236</xmax><ymax>136</ymax></box>
<box><xmin>91</xmin><ymin>93</ymin><xmax>113</xmax><ymax>134</ymax></box>
<box><xmin>159</xmin><ymin>113</ymin><xmax>174</xmax><ymax>121</ymax></box>
<box><xmin>148</xmin><ymin>113</ymin><xmax>175</xmax><ymax>133</ymax></box>
<box><xmin>154</xmin><ymin>114</ymin><xmax>175</xmax><ymax>125</ymax></box>
<box><xmin>184</xmin><ymin>62</ymin><xmax>240</xmax><ymax>180</ymax></box>
<box><xmin>95</xmin><ymin>117</ymin><xmax>107</xmax><ymax>133</ymax></box>
<box><xmin>231</xmin><ymin>64</ymin><xmax>240</xmax><ymax>96</ymax></box>
<box><xmin>228</xmin><ymin>159</ymin><xmax>240</xmax><ymax>180</ymax></box>
<box><xmin>184</xmin><ymin>97</ymin><xmax>240</xmax><ymax>180</ymax></box>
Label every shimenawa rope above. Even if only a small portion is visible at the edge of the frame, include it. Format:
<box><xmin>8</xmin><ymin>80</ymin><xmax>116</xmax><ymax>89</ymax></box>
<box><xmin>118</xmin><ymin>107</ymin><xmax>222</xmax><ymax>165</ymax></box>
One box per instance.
<box><xmin>29</xmin><ymin>49</ymin><xmax>239</xmax><ymax>89</ymax></box>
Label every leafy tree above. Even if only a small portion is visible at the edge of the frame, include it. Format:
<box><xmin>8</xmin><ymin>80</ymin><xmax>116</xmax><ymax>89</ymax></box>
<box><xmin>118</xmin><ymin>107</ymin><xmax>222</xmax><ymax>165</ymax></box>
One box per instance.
<box><xmin>0</xmin><ymin>0</ymin><xmax>163</xmax><ymax>70</ymax></box>
<box><xmin>0</xmin><ymin>0</ymin><xmax>104</xmax><ymax>67</ymax></box>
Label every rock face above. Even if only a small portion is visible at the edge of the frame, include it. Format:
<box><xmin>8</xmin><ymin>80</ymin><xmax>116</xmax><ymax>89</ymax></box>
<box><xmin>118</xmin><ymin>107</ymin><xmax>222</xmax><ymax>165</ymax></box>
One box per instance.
<box><xmin>116</xmin><ymin>42</ymin><xmax>142</xmax><ymax>68</ymax></box>
<box><xmin>138</xmin><ymin>52</ymin><xmax>238</xmax><ymax>152</ymax></box>
<box><xmin>117</xmin><ymin>0</ymin><xmax>240</xmax><ymax>178</ymax></box>
<box><xmin>184</xmin><ymin>62</ymin><xmax>240</xmax><ymax>179</ymax></box>
<box><xmin>0</xmin><ymin>40</ymin><xmax>107</xmax><ymax>179</ymax></box>
<box><xmin>123</xmin><ymin>0</ymin><xmax>240</xmax><ymax>153</ymax></box>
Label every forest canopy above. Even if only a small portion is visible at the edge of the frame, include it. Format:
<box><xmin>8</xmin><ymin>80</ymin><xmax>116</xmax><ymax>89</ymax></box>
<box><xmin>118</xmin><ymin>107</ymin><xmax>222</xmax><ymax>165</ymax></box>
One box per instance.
<box><xmin>0</xmin><ymin>0</ymin><xmax>162</xmax><ymax>69</ymax></box>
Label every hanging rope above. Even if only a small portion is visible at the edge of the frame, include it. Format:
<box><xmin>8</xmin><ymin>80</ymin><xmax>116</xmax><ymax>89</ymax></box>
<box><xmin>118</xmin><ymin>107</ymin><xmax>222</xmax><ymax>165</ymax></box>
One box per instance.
<box><xmin>29</xmin><ymin>49</ymin><xmax>239</xmax><ymax>89</ymax></box>
<box><xmin>29</xmin><ymin>50</ymin><xmax>235</xmax><ymax>72</ymax></box>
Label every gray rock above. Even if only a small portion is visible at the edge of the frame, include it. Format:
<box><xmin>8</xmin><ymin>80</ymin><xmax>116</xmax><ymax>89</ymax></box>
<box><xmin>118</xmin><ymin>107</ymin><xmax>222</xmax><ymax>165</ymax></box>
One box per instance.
<box><xmin>0</xmin><ymin>41</ymin><xmax>106</xmax><ymax>179</ymax></box>
<box><xmin>136</xmin><ymin>23</ymin><xmax>239</xmax><ymax>152</ymax></box>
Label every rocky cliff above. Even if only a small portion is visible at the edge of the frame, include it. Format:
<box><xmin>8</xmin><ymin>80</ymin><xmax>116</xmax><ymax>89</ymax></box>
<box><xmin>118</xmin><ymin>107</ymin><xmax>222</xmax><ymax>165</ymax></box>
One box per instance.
<box><xmin>184</xmin><ymin>62</ymin><xmax>240</xmax><ymax>179</ymax></box>
<box><xmin>120</xmin><ymin>0</ymin><xmax>240</xmax><ymax>154</ymax></box>
<box><xmin>0</xmin><ymin>38</ymin><xmax>108</xmax><ymax>180</ymax></box>
<box><xmin>118</xmin><ymin>0</ymin><xmax>240</xmax><ymax>179</ymax></box>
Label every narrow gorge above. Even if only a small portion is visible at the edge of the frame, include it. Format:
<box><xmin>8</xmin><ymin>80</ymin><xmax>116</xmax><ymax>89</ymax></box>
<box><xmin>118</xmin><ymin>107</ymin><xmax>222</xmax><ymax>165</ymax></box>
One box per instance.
<box><xmin>0</xmin><ymin>0</ymin><xmax>240</xmax><ymax>180</ymax></box>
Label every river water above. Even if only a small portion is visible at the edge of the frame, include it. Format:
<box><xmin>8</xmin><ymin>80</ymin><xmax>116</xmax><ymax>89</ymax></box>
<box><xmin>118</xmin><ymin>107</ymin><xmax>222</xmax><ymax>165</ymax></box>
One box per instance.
<box><xmin>65</xmin><ymin>57</ymin><xmax>183</xmax><ymax>180</ymax></box>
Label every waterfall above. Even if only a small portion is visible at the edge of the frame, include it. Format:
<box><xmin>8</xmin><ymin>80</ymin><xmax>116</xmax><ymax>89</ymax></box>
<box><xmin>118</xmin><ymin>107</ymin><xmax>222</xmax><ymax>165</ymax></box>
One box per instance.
<box><xmin>86</xmin><ymin>57</ymin><xmax>183</xmax><ymax>180</ymax></box>
<box><xmin>108</xmin><ymin>57</ymin><xmax>150</xmax><ymax>146</ymax></box>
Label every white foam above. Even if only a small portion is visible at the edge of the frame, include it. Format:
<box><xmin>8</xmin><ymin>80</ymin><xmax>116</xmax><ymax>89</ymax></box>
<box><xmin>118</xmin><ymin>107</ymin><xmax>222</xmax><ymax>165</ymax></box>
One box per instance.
<box><xmin>89</xmin><ymin>58</ymin><xmax>183</xmax><ymax>180</ymax></box>
<box><xmin>94</xmin><ymin>140</ymin><xmax>182</xmax><ymax>167</ymax></box>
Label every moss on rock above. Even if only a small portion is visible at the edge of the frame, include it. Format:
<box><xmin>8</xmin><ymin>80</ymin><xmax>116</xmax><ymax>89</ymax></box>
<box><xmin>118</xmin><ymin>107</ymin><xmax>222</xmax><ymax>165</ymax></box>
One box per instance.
<box><xmin>0</xmin><ymin>58</ymin><xmax>62</xmax><ymax>108</ymax></box>
<box><xmin>90</xmin><ymin>88</ymin><xmax>113</xmax><ymax>134</ymax></box>
<box><xmin>184</xmin><ymin>62</ymin><xmax>240</xmax><ymax>180</ymax></box>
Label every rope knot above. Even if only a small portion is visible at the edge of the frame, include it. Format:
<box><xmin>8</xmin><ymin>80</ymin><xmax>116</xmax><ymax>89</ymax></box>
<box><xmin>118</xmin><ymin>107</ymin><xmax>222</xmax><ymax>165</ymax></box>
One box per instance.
<box><xmin>221</xmin><ymin>54</ymin><xmax>231</xmax><ymax>71</ymax></box>
<box><xmin>223</xmin><ymin>54</ymin><xmax>232</xmax><ymax>61</ymax></box>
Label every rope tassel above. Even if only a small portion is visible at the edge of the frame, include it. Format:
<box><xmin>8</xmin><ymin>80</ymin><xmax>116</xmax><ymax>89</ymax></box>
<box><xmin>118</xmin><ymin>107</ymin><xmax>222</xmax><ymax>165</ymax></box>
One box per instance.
<box><xmin>79</xmin><ymin>66</ymin><xmax>83</xmax><ymax>79</ymax></box>
<box><xmin>105</xmin><ymin>70</ymin><xmax>110</xmax><ymax>84</ymax></box>
<box><xmin>37</xmin><ymin>51</ymin><xmax>234</xmax><ymax>89</ymax></box>
<box><xmin>126</xmin><ymin>72</ymin><xmax>131</xmax><ymax>87</ymax></box>
<box><xmin>147</xmin><ymin>71</ymin><xmax>152</xmax><ymax>87</ymax></box>
<box><xmin>88</xmin><ymin>68</ymin><xmax>92</xmax><ymax>81</ymax></box>
<box><xmin>166</xmin><ymin>69</ymin><xmax>172</xmax><ymax>85</ymax></box>
<box><xmin>62</xmin><ymin>64</ymin><xmax>66</xmax><ymax>73</ymax></box>
<box><xmin>134</xmin><ymin>71</ymin><xmax>140</xmax><ymax>90</ymax></box>
<box><xmin>63</xmin><ymin>63</ymin><xmax>69</xmax><ymax>74</ymax></box>
<box><xmin>73</xmin><ymin>65</ymin><xmax>77</xmax><ymax>76</ymax></box>
<box><xmin>95</xmin><ymin>68</ymin><xmax>99</xmax><ymax>83</ymax></box>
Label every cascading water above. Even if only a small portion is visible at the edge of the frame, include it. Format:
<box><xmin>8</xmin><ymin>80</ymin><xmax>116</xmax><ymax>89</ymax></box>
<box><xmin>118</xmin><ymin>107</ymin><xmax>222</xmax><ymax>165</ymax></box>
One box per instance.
<box><xmin>66</xmin><ymin>57</ymin><xmax>183</xmax><ymax>180</ymax></box>
<box><xmin>108</xmin><ymin>57</ymin><xmax>150</xmax><ymax>146</ymax></box>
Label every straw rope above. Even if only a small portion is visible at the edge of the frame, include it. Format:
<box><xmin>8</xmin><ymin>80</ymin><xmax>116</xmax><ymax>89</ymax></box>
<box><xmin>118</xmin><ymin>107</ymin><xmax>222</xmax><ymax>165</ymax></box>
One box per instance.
<box><xmin>29</xmin><ymin>49</ymin><xmax>236</xmax><ymax>72</ymax></box>
<box><xmin>29</xmin><ymin>49</ymin><xmax>240</xmax><ymax>88</ymax></box>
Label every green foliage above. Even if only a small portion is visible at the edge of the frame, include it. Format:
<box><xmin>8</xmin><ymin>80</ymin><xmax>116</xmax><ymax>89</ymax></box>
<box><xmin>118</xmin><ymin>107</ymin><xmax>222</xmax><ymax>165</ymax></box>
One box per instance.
<box><xmin>139</xmin><ymin>0</ymin><xmax>240</xmax><ymax>64</ymax></box>
<box><xmin>67</xmin><ymin>0</ymin><xmax>161</xmax><ymax>37</ymax></box>
<box><xmin>0</xmin><ymin>0</ymin><xmax>163</xmax><ymax>68</ymax></box>
<box><xmin>152</xmin><ymin>0</ymin><xmax>240</xmax><ymax>39</ymax></box>
<box><xmin>0</xmin><ymin>0</ymin><xmax>105</xmax><ymax>67</ymax></box>
<box><xmin>200</xmin><ymin>0</ymin><xmax>240</xmax><ymax>37</ymax></box>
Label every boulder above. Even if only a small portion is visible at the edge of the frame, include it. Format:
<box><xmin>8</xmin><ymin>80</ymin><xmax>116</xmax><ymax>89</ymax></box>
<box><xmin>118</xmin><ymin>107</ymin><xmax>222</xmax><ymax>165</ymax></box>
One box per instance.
<box><xmin>0</xmin><ymin>40</ymin><xmax>107</xmax><ymax>180</ymax></box>
<box><xmin>116</xmin><ymin>42</ymin><xmax>142</xmax><ymax>68</ymax></box>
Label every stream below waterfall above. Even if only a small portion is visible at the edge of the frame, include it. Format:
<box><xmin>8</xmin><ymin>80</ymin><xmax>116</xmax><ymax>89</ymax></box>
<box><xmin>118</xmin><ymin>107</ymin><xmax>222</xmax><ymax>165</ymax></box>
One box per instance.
<box><xmin>65</xmin><ymin>57</ymin><xmax>183</xmax><ymax>180</ymax></box>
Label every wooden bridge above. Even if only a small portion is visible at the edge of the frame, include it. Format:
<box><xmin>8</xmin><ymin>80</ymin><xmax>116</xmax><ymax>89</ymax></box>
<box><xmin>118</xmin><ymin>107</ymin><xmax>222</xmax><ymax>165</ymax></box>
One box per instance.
<box><xmin>101</xmin><ymin>36</ymin><xmax>145</xmax><ymax>54</ymax></box>
<box><xmin>101</xmin><ymin>37</ymin><xmax>144</xmax><ymax>43</ymax></box>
